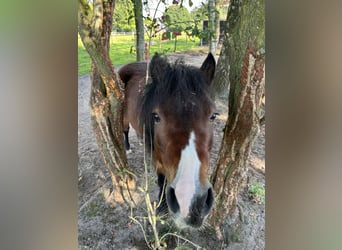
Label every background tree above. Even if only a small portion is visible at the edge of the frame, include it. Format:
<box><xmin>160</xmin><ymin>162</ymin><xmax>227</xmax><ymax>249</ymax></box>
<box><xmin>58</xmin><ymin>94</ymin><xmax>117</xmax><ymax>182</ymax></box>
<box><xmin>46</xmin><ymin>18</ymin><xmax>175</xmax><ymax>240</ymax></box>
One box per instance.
<box><xmin>191</xmin><ymin>2</ymin><xmax>208</xmax><ymax>21</ymax></box>
<box><xmin>164</xmin><ymin>5</ymin><xmax>192</xmax><ymax>52</ymax></box>
<box><xmin>112</xmin><ymin>0</ymin><xmax>144</xmax><ymax>61</ymax></box>
<box><xmin>208</xmin><ymin>0</ymin><xmax>217</xmax><ymax>54</ymax></box>
<box><xmin>213</xmin><ymin>0</ymin><xmax>221</xmax><ymax>47</ymax></box>
<box><xmin>132</xmin><ymin>0</ymin><xmax>145</xmax><ymax>61</ymax></box>
<box><xmin>190</xmin><ymin>1</ymin><xmax>227</xmax><ymax>50</ymax></box>
<box><xmin>209</xmin><ymin>0</ymin><xmax>265</xmax><ymax>239</ymax></box>
<box><xmin>112</xmin><ymin>0</ymin><xmax>135</xmax><ymax>32</ymax></box>
<box><xmin>78</xmin><ymin>0</ymin><xmax>136</xmax><ymax>204</ymax></box>
<box><xmin>164</xmin><ymin>5</ymin><xmax>192</xmax><ymax>32</ymax></box>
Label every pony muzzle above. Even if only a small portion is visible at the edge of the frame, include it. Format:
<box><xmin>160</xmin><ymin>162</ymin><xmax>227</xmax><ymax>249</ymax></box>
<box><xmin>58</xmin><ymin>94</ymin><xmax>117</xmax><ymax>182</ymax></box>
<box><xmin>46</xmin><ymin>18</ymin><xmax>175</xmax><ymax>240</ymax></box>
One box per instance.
<box><xmin>166</xmin><ymin>185</ymin><xmax>214</xmax><ymax>228</ymax></box>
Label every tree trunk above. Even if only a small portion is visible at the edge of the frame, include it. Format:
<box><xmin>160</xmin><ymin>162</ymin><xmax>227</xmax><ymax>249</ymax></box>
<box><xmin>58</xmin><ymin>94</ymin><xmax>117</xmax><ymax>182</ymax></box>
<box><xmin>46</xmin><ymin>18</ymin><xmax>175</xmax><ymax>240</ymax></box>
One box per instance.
<box><xmin>78</xmin><ymin>0</ymin><xmax>136</xmax><ymax>205</ymax></box>
<box><xmin>209</xmin><ymin>19</ymin><xmax>229</xmax><ymax>99</ymax></box>
<box><xmin>209</xmin><ymin>0</ymin><xmax>265</xmax><ymax>239</ymax></box>
<box><xmin>132</xmin><ymin>0</ymin><xmax>144</xmax><ymax>61</ymax></box>
<box><xmin>208</xmin><ymin>0</ymin><xmax>217</xmax><ymax>54</ymax></box>
<box><xmin>214</xmin><ymin>0</ymin><xmax>220</xmax><ymax>52</ymax></box>
<box><xmin>174</xmin><ymin>35</ymin><xmax>177</xmax><ymax>52</ymax></box>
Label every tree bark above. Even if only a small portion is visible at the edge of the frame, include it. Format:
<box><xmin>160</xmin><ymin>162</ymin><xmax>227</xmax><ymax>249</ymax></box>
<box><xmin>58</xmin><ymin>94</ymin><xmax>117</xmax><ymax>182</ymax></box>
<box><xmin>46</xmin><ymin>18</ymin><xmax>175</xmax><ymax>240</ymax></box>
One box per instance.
<box><xmin>209</xmin><ymin>19</ymin><xmax>229</xmax><ymax>99</ymax></box>
<box><xmin>78</xmin><ymin>0</ymin><xmax>136</xmax><ymax>205</ymax></box>
<box><xmin>173</xmin><ymin>35</ymin><xmax>177</xmax><ymax>52</ymax></box>
<box><xmin>214</xmin><ymin>0</ymin><xmax>221</xmax><ymax>53</ymax></box>
<box><xmin>209</xmin><ymin>0</ymin><xmax>265</xmax><ymax>239</ymax></box>
<box><xmin>208</xmin><ymin>0</ymin><xmax>217</xmax><ymax>54</ymax></box>
<box><xmin>132</xmin><ymin>0</ymin><xmax>145</xmax><ymax>61</ymax></box>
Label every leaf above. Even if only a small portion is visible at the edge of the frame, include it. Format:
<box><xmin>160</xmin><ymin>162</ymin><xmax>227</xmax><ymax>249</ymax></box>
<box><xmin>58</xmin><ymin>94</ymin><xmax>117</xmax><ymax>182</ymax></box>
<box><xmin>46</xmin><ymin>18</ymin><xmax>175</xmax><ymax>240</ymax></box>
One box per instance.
<box><xmin>189</xmin><ymin>0</ymin><xmax>193</xmax><ymax>7</ymax></box>
<box><xmin>127</xmin><ymin>14</ymin><xmax>134</xmax><ymax>25</ymax></box>
<box><xmin>165</xmin><ymin>14</ymin><xmax>171</xmax><ymax>24</ymax></box>
<box><xmin>192</xmin><ymin>27</ymin><xmax>199</xmax><ymax>37</ymax></box>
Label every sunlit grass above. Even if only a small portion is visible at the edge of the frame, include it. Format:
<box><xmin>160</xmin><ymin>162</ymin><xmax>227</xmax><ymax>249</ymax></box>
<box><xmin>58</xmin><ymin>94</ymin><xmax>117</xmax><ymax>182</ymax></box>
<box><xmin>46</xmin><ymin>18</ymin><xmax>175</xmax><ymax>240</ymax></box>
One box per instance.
<box><xmin>78</xmin><ymin>34</ymin><xmax>202</xmax><ymax>76</ymax></box>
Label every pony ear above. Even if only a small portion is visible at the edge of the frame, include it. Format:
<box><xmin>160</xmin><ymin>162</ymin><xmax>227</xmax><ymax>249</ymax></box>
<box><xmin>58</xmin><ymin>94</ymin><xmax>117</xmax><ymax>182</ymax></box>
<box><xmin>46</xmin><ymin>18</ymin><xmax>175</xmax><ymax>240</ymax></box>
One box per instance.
<box><xmin>200</xmin><ymin>53</ymin><xmax>216</xmax><ymax>84</ymax></box>
<box><xmin>149</xmin><ymin>53</ymin><xmax>169</xmax><ymax>81</ymax></box>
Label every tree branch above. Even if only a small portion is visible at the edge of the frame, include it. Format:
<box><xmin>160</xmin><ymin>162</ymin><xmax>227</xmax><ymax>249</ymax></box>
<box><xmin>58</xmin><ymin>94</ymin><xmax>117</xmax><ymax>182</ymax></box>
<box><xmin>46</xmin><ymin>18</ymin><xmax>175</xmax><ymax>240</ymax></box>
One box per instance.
<box><xmin>93</xmin><ymin>0</ymin><xmax>104</xmax><ymax>38</ymax></box>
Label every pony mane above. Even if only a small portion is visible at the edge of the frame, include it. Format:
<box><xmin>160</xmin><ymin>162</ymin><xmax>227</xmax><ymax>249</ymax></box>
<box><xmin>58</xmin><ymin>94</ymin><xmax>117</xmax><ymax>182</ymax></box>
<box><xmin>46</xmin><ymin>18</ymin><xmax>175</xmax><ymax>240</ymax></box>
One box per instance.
<box><xmin>139</xmin><ymin>55</ymin><xmax>213</xmax><ymax>151</ymax></box>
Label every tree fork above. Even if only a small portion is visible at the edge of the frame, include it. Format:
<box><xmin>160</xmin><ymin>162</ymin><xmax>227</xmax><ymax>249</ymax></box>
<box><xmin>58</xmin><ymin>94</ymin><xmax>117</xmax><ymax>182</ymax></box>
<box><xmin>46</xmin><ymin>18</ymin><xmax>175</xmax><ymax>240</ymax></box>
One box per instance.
<box><xmin>78</xmin><ymin>0</ymin><xmax>137</xmax><ymax>205</ymax></box>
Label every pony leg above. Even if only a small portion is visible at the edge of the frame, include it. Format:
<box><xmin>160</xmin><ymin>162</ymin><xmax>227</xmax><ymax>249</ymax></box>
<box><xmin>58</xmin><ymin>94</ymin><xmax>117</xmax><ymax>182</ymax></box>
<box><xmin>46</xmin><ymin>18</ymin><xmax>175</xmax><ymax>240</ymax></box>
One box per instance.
<box><xmin>123</xmin><ymin>108</ymin><xmax>131</xmax><ymax>152</ymax></box>
<box><xmin>157</xmin><ymin>173</ymin><xmax>168</xmax><ymax>215</ymax></box>
<box><xmin>123</xmin><ymin>129</ymin><xmax>131</xmax><ymax>152</ymax></box>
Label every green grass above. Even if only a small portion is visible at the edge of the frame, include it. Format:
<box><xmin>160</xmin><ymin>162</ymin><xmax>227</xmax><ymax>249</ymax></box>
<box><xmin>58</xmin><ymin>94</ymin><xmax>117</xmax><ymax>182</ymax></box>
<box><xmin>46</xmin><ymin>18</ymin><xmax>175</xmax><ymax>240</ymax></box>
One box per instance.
<box><xmin>248</xmin><ymin>182</ymin><xmax>265</xmax><ymax>204</ymax></box>
<box><xmin>78</xmin><ymin>34</ymin><xmax>202</xmax><ymax>76</ymax></box>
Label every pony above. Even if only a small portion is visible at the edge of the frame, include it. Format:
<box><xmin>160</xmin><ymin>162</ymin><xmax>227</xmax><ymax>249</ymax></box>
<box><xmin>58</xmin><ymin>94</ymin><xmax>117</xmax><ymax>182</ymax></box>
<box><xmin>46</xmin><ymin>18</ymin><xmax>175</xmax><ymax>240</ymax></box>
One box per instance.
<box><xmin>118</xmin><ymin>53</ymin><xmax>217</xmax><ymax>229</ymax></box>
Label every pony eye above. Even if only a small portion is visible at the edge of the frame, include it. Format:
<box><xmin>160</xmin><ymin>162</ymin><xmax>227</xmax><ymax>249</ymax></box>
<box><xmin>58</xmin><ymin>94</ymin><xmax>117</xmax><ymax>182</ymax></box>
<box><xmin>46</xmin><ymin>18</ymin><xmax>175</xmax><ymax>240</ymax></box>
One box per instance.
<box><xmin>210</xmin><ymin>113</ymin><xmax>219</xmax><ymax>122</ymax></box>
<box><xmin>152</xmin><ymin>112</ymin><xmax>161</xmax><ymax>123</ymax></box>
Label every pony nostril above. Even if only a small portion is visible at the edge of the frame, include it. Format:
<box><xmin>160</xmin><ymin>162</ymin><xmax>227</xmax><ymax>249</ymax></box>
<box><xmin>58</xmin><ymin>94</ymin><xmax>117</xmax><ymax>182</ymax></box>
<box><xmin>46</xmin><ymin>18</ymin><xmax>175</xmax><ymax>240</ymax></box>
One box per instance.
<box><xmin>166</xmin><ymin>187</ymin><xmax>180</xmax><ymax>213</ymax></box>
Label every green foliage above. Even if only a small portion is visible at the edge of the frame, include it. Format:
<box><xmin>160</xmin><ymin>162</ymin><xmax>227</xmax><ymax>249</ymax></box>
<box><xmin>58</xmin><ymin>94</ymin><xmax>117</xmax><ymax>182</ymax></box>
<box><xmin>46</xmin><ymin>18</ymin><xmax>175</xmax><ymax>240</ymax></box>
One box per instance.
<box><xmin>112</xmin><ymin>0</ymin><xmax>135</xmax><ymax>32</ymax></box>
<box><xmin>175</xmin><ymin>247</ymin><xmax>193</xmax><ymax>250</ymax></box>
<box><xmin>248</xmin><ymin>182</ymin><xmax>265</xmax><ymax>204</ymax></box>
<box><xmin>218</xmin><ymin>4</ymin><xmax>229</xmax><ymax>19</ymax></box>
<box><xmin>164</xmin><ymin>5</ymin><xmax>192</xmax><ymax>33</ymax></box>
<box><xmin>191</xmin><ymin>2</ymin><xmax>209</xmax><ymax>22</ymax></box>
<box><xmin>144</xmin><ymin>16</ymin><xmax>160</xmax><ymax>38</ymax></box>
<box><xmin>191</xmin><ymin>1</ymin><xmax>228</xmax><ymax>20</ymax></box>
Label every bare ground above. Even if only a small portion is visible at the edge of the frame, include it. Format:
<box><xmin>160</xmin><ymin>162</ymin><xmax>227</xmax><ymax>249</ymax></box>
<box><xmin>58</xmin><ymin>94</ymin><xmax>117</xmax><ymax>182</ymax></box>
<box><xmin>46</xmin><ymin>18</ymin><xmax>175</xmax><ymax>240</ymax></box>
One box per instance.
<box><xmin>78</xmin><ymin>52</ymin><xmax>265</xmax><ymax>249</ymax></box>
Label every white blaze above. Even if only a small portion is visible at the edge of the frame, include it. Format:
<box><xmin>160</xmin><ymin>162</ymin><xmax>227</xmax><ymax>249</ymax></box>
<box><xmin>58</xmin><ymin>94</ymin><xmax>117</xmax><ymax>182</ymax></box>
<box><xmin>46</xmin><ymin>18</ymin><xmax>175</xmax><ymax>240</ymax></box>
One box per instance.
<box><xmin>172</xmin><ymin>132</ymin><xmax>201</xmax><ymax>218</ymax></box>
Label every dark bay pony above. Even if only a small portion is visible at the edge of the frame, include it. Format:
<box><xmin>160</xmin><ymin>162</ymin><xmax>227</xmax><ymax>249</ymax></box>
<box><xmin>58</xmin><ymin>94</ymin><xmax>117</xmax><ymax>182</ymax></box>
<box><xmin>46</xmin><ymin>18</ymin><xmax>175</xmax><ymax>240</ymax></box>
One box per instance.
<box><xmin>118</xmin><ymin>53</ymin><xmax>217</xmax><ymax>229</ymax></box>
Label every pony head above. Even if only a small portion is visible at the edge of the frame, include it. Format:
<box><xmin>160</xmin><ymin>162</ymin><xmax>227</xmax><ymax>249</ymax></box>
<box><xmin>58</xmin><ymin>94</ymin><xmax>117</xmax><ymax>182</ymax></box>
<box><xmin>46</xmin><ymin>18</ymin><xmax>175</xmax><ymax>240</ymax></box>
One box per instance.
<box><xmin>140</xmin><ymin>53</ymin><xmax>217</xmax><ymax>228</ymax></box>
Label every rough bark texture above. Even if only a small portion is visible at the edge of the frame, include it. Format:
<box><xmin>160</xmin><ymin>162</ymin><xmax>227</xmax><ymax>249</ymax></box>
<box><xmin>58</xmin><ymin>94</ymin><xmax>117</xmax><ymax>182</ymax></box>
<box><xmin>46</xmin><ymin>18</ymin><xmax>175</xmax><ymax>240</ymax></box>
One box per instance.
<box><xmin>132</xmin><ymin>0</ymin><xmax>144</xmax><ymax>61</ymax></box>
<box><xmin>209</xmin><ymin>16</ymin><xmax>229</xmax><ymax>99</ymax></box>
<box><xmin>209</xmin><ymin>0</ymin><xmax>265</xmax><ymax>239</ymax></box>
<box><xmin>78</xmin><ymin>0</ymin><xmax>136</xmax><ymax>205</ymax></box>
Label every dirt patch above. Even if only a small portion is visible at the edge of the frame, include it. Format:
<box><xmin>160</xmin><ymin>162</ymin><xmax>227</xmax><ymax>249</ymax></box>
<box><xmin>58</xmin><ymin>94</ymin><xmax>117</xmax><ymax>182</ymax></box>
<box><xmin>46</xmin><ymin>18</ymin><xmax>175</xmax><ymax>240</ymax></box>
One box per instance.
<box><xmin>78</xmin><ymin>52</ymin><xmax>265</xmax><ymax>249</ymax></box>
